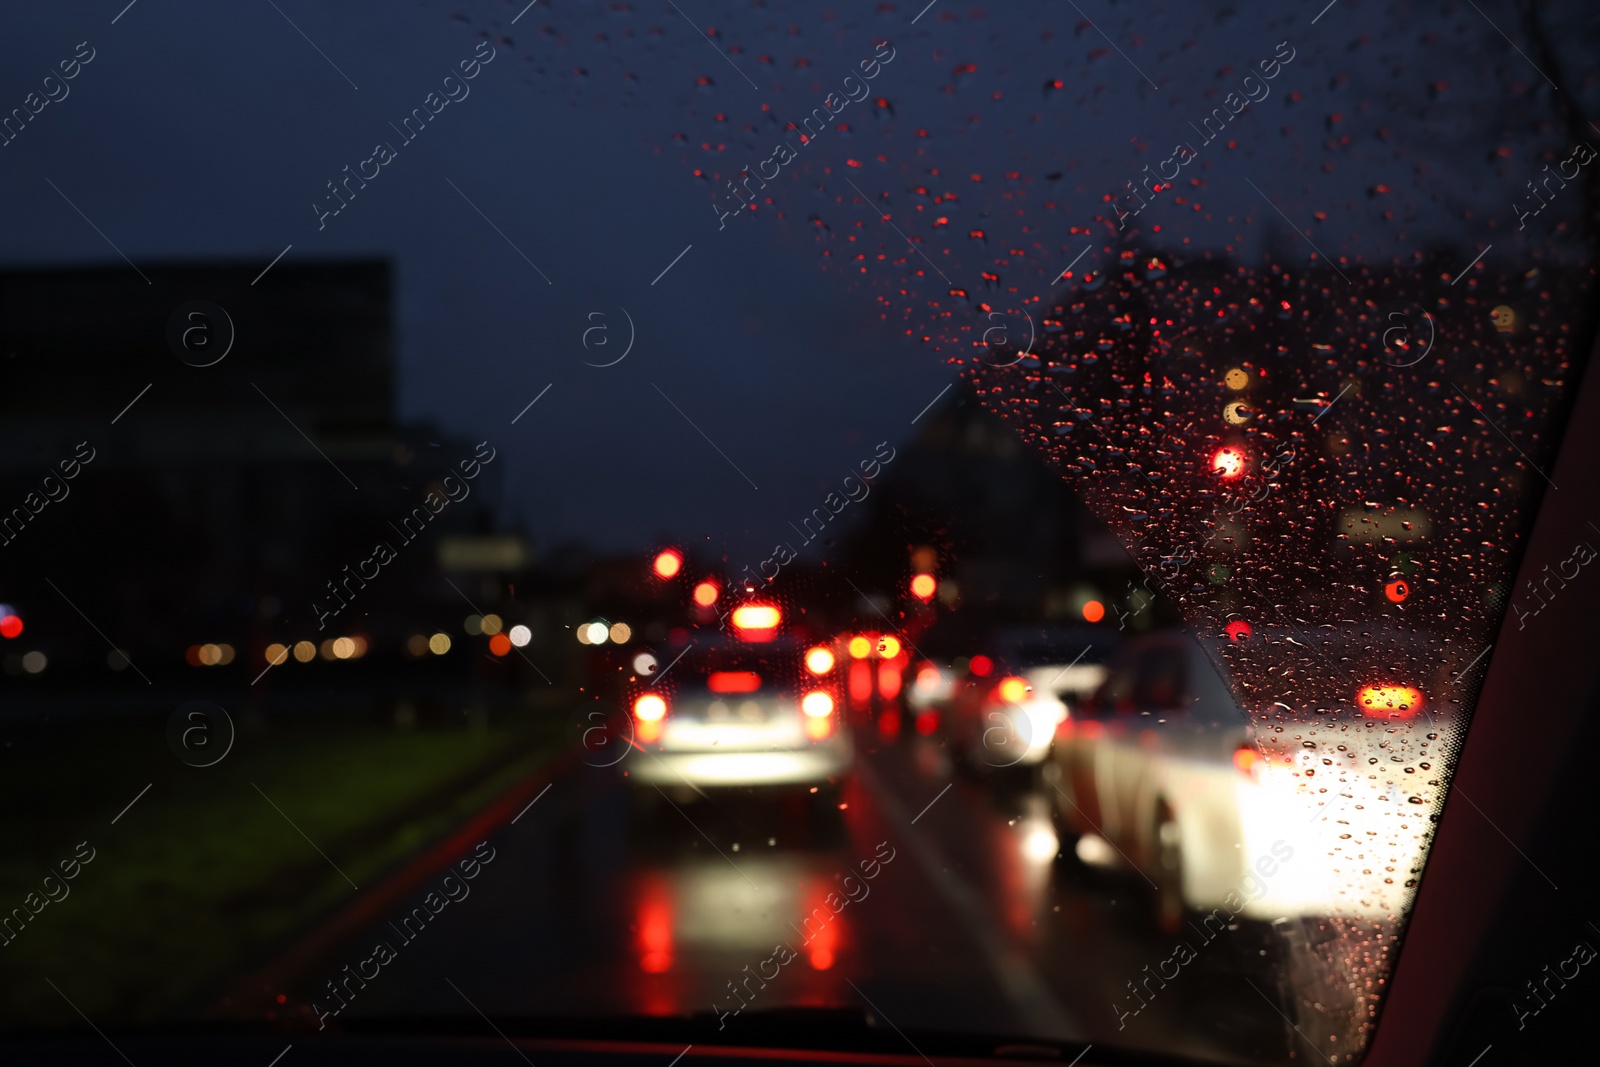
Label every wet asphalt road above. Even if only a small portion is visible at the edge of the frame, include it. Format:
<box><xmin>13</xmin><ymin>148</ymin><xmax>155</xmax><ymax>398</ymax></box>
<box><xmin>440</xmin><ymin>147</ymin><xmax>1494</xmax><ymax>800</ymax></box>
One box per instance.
<box><xmin>244</xmin><ymin>726</ymin><xmax>1297</xmax><ymax>1064</ymax></box>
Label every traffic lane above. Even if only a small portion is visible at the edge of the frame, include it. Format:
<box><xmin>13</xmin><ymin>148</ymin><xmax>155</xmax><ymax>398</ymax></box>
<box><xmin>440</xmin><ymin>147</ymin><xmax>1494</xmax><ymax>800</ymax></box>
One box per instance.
<box><xmin>268</xmin><ymin>739</ymin><xmax>1045</xmax><ymax>1041</ymax></box>
<box><xmin>855</xmin><ymin>731</ymin><xmax>1291</xmax><ymax>1063</ymax></box>
<box><xmin>252</xmin><ymin>725</ymin><xmax>1283</xmax><ymax>1061</ymax></box>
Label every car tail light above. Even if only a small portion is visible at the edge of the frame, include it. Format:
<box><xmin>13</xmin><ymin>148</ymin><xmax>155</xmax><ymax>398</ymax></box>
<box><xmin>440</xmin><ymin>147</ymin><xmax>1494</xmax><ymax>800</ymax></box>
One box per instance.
<box><xmin>847</xmin><ymin>635</ymin><xmax>872</xmax><ymax>659</ymax></box>
<box><xmin>731</xmin><ymin>604</ymin><xmax>780</xmax><ymax>629</ymax></box>
<box><xmin>708</xmin><ymin>670</ymin><xmax>760</xmax><ymax>693</ymax></box>
<box><xmin>1358</xmin><ymin>684</ymin><xmax>1424</xmax><ymax>719</ymax></box>
<box><xmin>634</xmin><ymin>693</ymin><xmax>667</xmax><ymax>722</ymax></box>
<box><xmin>802</xmin><ymin>691</ymin><xmax>834</xmax><ymax>717</ymax></box>
<box><xmin>970</xmin><ymin>655</ymin><xmax>994</xmax><ymax>677</ymax></box>
<box><xmin>997</xmin><ymin>676</ymin><xmax>1028</xmax><ymax>703</ymax></box>
<box><xmin>652</xmin><ymin>549</ymin><xmax>683</xmax><ymax>579</ymax></box>
<box><xmin>731</xmin><ymin>604</ymin><xmax>781</xmax><ymax>640</ymax></box>
<box><xmin>805</xmin><ymin>647</ymin><xmax>835</xmax><ymax>674</ymax></box>
<box><xmin>877</xmin><ymin>635</ymin><xmax>902</xmax><ymax>659</ymax></box>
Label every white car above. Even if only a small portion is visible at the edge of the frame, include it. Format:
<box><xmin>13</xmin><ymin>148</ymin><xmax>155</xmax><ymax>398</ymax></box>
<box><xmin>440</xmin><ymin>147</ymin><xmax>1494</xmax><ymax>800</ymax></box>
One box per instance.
<box><xmin>623</xmin><ymin>620</ymin><xmax>852</xmax><ymax>799</ymax></box>
<box><xmin>1050</xmin><ymin>625</ymin><xmax>1462</xmax><ymax>930</ymax></box>
<box><xmin>948</xmin><ymin>626</ymin><xmax>1114</xmax><ymax>770</ymax></box>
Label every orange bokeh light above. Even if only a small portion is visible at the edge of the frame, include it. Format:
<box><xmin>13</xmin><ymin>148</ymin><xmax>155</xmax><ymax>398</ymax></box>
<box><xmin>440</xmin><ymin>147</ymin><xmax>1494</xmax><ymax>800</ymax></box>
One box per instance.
<box><xmin>1358</xmin><ymin>684</ymin><xmax>1424</xmax><ymax>719</ymax></box>
<box><xmin>1081</xmin><ymin>599</ymin><xmax>1106</xmax><ymax>623</ymax></box>
<box><xmin>488</xmin><ymin>633</ymin><xmax>512</xmax><ymax>656</ymax></box>
<box><xmin>652</xmin><ymin>549</ymin><xmax>683</xmax><ymax>579</ymax></box>
<box><xmin>692</xmin><ymin>580</ymin><xmax>719</xmax><ymax>606</ymax></box>
<box><xmin>910</xmin><ymin>573</ymin><xmax>937</xmax><ymax>601</ymax></box>
<box><xmin>1212</xmin><ymin>446</ymin><xmax>1246</xmax><ymax>479</ymax></box>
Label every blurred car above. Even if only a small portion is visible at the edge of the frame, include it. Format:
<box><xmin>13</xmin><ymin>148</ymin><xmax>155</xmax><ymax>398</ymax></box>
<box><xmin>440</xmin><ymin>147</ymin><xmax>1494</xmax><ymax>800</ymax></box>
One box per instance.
<box><xmin>903</xmin><ymin>655</ymin><xmax>956</xmax><ymax>730</ymax></box>
<box><xmin>623</xmin><ymin>605</ymin><xmax>852</xmax><ymax>798</ymax></box>
<box><xmin>1051</xmin><ymin>626</ymin><xmax>1461</xmax><ymax>931</ymax></box>
<box><xmin>900</xmin><ymin>613</ymin><xmax>992</xmax><ymax>734</ymax></box>
<box><xmin>833</xmin><ymin>631</ymin><xmax>910</xmax><ymax>729</ymax></box>
<box><xmin>945</xmin><ymin>625</ymin><xmax>1117</xmax><ymax>771</ymax></box>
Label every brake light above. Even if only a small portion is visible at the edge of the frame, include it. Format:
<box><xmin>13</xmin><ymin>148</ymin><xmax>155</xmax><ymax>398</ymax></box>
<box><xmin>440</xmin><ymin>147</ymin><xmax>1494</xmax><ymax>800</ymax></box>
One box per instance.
<box><xmin>970</xmin><ymin>655</ymin><xmax>994</xmax><ymax>677</ymax></box>
<box><xmin>1358</xmin><ymin>684</ymin><xmax>1424</xmax><ymax>719</ymax></box>
<box><xmin>634</xmin><ymin>693</ymin><xmax>667</xmax><ymax>721</ymax></box>
<box><xmin>708</xmin><ymin>671</ymin><xmax>760</xmax><ymax>693</ymax></box>
<box><xmin>731</xmin><ymin>604</ymin><xmax>781</xmax><ymax>635</ymax></box>
<box><xmin>997</xmin><ymin>676</ymin><xmax>1028</xmax><ymax>703</ymax></box>
<box><xmin>805</xmin><ymin>647</ymin><xmax>835</xmax><ymax>674</ymax></box>
<box><xmin>802</xmin><ymin>691</ymin><xmax>834</xmax><ymax>717</ymax></box>
<box><xmin>652</xmin><ymin>549</ymin><xmax>683</xmax><ymax>579</ymax></box>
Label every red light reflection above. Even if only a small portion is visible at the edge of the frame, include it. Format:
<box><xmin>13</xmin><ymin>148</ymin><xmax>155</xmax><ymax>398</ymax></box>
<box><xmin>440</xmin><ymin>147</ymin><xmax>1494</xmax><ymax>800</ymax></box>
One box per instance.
<box><xmin>877</xmin><ymin>664</ymin><xmax>902</xmax><ymax>700</ymax></box>
<box><xmin>635</xmin><ymin>875</ymin><xmax>674</xmax><ymax>975</ymax></box>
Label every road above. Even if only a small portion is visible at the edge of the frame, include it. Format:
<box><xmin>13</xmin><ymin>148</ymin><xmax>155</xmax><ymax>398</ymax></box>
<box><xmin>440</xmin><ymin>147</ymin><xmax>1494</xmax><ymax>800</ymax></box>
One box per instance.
<box><xmin>228</xmin><ymin>725</ymin><xmax>1297</xmax><ymax>1064</ymax></box>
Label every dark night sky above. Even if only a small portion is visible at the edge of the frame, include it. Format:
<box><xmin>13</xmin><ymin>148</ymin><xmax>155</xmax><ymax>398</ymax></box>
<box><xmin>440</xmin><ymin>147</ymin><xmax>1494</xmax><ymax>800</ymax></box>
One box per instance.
<box><xmin>1</xmin><ymin>0</ymin><xmax>1594</xmax><ymax>561</ymax></box>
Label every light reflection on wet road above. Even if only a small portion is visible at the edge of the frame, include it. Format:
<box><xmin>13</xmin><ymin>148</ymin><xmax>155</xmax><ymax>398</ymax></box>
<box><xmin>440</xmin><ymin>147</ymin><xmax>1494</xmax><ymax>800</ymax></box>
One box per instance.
<box><xmin>256</xmin><ymin>728</ymin><xmax>1292</xmax><ymax>1064</ymax></box>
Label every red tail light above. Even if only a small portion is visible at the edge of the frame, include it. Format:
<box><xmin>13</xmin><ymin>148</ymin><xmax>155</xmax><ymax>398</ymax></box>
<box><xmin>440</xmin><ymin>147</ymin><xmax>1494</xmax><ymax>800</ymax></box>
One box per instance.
<box><xmin>730</xmin><ymin>603</ymin><xmax>781</xmax><ymax>642</ymax></box>
<box><xmin>708</xmin><ymin>671</ymin><xmax>760</xmax><ymax>693</ymax></box>
<box><xmin>802</xmin><ymin>691</ymin><xmax>835</xmax><ymax>717</ymax></box>
<box><xmin>805</xmin><ymin>646</ymin><xmax>836</xmax><ymax>674</ymax></box>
